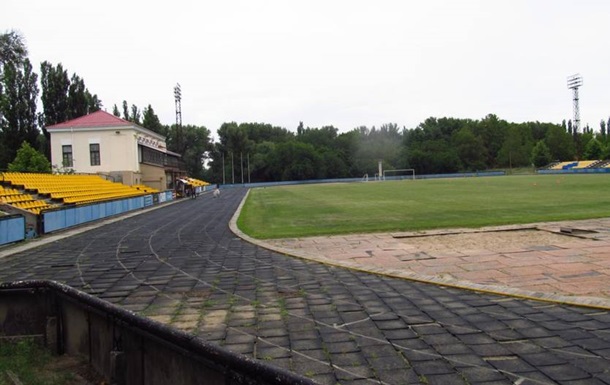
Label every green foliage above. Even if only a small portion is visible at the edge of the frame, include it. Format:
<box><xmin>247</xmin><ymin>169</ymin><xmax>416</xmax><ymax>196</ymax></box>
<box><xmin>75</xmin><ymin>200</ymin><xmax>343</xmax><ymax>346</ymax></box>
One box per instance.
<box><xmin>0</xmin><ymin>30</ymin><xmax>28</xmax><ymax>75</ymax></box>
<box><xmin>208</xmin><ymin>115</ymin><xmax>589</xmax><ymax>184</ymax></box>
<box><xmin>142</xmin><ymin>104</ymin><xmax>165</xmax><ymax>134</ymax></box>
<box><xmin>583</xmin><ymin>137</ymin><xmax>604</xmax><ymax>160</ymax></box>
<box><xmin>531</xmin><ymin>140</ymin><xmax>552</xmax><ymax>168</ymax></box>
<box><xmin>238</xmin><ymin>175</ymin><xmax>610</xmax><ymax>239</ymax></box>
<box><xmin>8</xmin><ymin>141</ymin><xmax>52</xmax><ymax>172</ymax></box>
<box><xmin>39</xmin><ymin>61</ymin><xmax>70</xmax><ymax>127</ymax></box>
<box><xmin>496</xmin><ymin>124</ymin><xmax>533</xmax><ymax>167</ymax></box>
<box><xmin>166</xmin><ymin>124</ymin><xmax>211</xmax><ymax>179</ymax></box>
<box><xmin>545</xmin><ymin>125</ymin><xmax>575</xmax><ymax>161</ymax></box>
<box><xmin>0</xmin><ymin>58</ymin><xmax>40</xmax><ymax>168</ymax></box>
<box><xmin>0</xmin><ymin>338</ymin><xmax>73</xmax><ymax>385</ymax></box>
<box><xmin>453</xmin><ymin>126</ymin><xmax>487</xmax><ymax>171</ymax></box>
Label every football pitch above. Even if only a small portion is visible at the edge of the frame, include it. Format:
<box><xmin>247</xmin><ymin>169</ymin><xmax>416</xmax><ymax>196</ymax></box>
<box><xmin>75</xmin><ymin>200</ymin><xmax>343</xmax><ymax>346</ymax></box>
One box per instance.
<box><xmin>237</xmin><ymin>174</ymin><xmax>610</xmax><ymax>239</ymax></box>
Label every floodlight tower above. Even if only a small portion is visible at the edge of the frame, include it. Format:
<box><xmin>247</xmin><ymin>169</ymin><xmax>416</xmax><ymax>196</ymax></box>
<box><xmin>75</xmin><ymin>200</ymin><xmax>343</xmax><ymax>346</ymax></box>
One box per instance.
<box><xmin>567</xmin><ymin>74</ymin><xmax>583</xmax><ymax>133</ymax></box>
<box><xmin>174</xmin><ymin>83</ymin><xmax>182</xmax><ymax>151</ymax></box>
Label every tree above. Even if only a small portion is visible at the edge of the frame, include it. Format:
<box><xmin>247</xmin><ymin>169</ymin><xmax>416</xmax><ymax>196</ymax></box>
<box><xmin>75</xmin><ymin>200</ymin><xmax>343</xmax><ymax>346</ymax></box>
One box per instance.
<box><xmin>453</xmin><ymin>126</ymin><xmax>487</xmax><ymax>171</ymax></box>
<box><xmin>112</xmin><ymin>104</ymin><xmax>120</xmax><ymax>117</ymax></box>
<box><xmin>130</xmin><ymin>104</ymin><xmax>141</xmax><ymax>124</ymax></box>
<box><xmin>269</xmin><ymin>141</ymin><xmax>322</xmax><ymax>181</ymax></box>
<box><xmin>601</xmin><ymin>119</ymin><xmax>607</xmax><ymax>139</ymax></box>
<box><xmin>39</xmin><ymin>61</ymin><xmax>69</xmax><ymax>157</ymax></box>
<box><xmin>545</xmin><ymin>125</ymin><xmax>574</xmax><ymax>161</ymax></box>
<box><xmin>8</xmin><ymin>141</ymin><xmax>51</xmax><ymax>172</ymax></box>
<box><xmin>40</xmin><ymin>61</ymin><xmax>69</xmax><ymax>126</ymax></box>
<box><xmin>475</xmin><ymin>114</ymin><xmax>507</xmax><ymax>167</ymax></box>
<box><xmin>0</xmin><ymin>30</ymin><xmax>27</xmax><ymax>72</ymax></box>
<box><xmin>575</xmin><ymin>131</ymin><xmax>592</xmax><ymax>160</ymax></box>
<box><xmin>0</xmin><ymin>59</ymin><xmax>40</xmax><ymax>168</ymax></box>
<box><xmin>141</xmin><ymin>104</ymin><xmax>164</xmax><ymax>134</ymax></box>
<box><xmin>166</xmin><ymin>124</ymin><xmax>212</xmax><ymax>179</ymax></box>
<box><xmin>122</xmin><ymin>100</ymin><xmax>129</xmax><ymax>121</ymax></box>
<box><xmin>67</xmin><ymin>74</ymin><xmax>101</xmax><ymax>118</ymax></box>
<box><xmin>496</xmin><ymin>124</ymin><xmax>533</xmax><ymax>168</ymax></box>
<box><xmin>531</xmin><ymin>140</ymin><xmax>552</xmax><ymax>168</ymax></box>
<box><xmin>583</xmin><ymin>137</ymin><xmax>603</xmax><ymax>160</ymax></box>
<box><xmin>0</xmin><ymin>30</ymin><xmax>29</xmax><ymax>160</ymax></box>
<box><xmin>405</xmin><ymin>138</ymin><xmax>461</xmax><ymax>174</ymax></box>
<box><xmin>297</xmin><ymin>125</ymin><xmax>338</xmax><ymax>149</ymax></box>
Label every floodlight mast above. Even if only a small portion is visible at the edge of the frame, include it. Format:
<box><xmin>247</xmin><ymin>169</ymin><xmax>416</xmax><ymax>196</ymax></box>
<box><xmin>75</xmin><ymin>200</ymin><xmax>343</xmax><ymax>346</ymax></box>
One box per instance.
<box><xmin>567</xmin><ymin>74</ymin><xmax>583</xmax><ymax>133</ymax></box>
<box><xmin>174</xmin><ymin>83</ymin><xmax>183</xmax><ymax>153</ymax></box>
<box><xmin>174</xmin><ymin>83</ymin><xmax>182</xmax><ymax>127</ymax></box>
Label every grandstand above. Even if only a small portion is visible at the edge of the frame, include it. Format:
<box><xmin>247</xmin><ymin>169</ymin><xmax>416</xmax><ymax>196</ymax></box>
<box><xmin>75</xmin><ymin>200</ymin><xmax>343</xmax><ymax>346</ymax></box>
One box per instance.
<box><xmin>547</xmin><ymin>160</ymin><xmax>606</xmax><ymax>170</ymax></box>
<box><xmin>0</xmin><ymin>172</ymin><xmax>152</xmax><ymax>215</ymax></box>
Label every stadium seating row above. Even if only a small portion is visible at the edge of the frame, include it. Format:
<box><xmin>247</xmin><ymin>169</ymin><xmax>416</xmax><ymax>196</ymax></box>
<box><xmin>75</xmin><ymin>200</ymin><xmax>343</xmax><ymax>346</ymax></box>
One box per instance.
<box><xmin>62</xmin><ymin>191</ymin><xmax>145</xmax><ymax>204</ymax></box>
<box><xmin>0</xmin><ymin>193</ymin><xmax>35</xmax><ymax>204</ymax></box>
<box><xmin>548</xmin><ymin>160</ymin><xmax>608</xmax><ymax>170</ymax></box>
<box><xmin>10</xmin><ymin>200</ymin><xmax>57</xmax><ymax>213</ymax></box>
<box><xmin>0</xmin><ymin>187</ymin><xmax>21</xmax><ymax>197</ymax></box>
<box><xmin>0</xmin><ymin>172</ymin><xmax>152</xmax><ymax>214</ymax></box>
<box><xmin>132</xmin><ymin>184</ymin><xmax>160</xmax><ymax>193</ymax></box>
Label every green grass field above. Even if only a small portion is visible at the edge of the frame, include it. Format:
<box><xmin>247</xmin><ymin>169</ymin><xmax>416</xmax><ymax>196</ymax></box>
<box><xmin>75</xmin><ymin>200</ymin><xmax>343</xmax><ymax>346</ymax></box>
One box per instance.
<box><xmin>237</xmin><ymin>174</ymin><xmax>610</xmax><ymax>239</ymax></box>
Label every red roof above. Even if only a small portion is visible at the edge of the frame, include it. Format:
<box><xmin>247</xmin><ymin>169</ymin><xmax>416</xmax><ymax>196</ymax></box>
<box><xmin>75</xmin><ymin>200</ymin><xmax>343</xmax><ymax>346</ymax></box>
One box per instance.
<box><xmin>46</xmin><ymin>110</ymin><xmax>133</xmax><ymax>129</ymax></box>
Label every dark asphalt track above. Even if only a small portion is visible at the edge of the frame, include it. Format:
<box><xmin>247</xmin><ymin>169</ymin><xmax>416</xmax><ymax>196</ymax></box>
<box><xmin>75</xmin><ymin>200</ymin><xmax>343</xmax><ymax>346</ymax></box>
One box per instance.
<box><xmin>1</xmin><ymin>187</ymin><xmax>609</xmax><ymax>384</ymax></box>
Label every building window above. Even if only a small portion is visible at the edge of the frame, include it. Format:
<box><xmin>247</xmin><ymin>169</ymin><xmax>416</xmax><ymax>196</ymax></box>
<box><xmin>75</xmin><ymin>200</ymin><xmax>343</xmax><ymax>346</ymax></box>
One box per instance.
<box><xmin>62</xmin><ymin>145</ymin><xmax>73</xmax><ymax>167</ymax></box>
<box><xmin>90</xmin><ymin>143</ymin><xmax>100</xmax><ymax>166</ymax></box>
<box><xmin>140</xmin><ymin>146</ymin><xmax>164</xmax><ymax>166</ymax></box>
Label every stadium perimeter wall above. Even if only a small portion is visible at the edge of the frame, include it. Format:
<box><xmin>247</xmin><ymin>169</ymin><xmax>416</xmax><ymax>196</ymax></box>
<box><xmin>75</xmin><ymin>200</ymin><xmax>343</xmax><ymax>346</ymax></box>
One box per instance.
<box><xmin>0</xmin><ymin>191</ymin><xmax>175</xmax><ymax>246</ymax></box>
<box><xmin>0</xmin><ymin>214</ymin><xmax>25</xmax><ymax>246</ymax></box>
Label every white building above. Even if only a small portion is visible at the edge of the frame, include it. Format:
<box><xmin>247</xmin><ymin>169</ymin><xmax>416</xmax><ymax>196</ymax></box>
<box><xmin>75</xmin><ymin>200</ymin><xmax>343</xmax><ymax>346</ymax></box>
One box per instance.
<box><xmin>46</xmin><ymin>110</ymin><xmax>185</xmax><ymax>190</ymax></box>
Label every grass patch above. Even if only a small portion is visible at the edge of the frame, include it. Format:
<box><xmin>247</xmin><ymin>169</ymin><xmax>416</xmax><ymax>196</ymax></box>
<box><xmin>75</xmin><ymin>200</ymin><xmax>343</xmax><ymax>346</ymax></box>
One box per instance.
<box><xmin>0</xmin><ymin>339</ymin><xmax>74</xmax><ymax>385</ymax></box>
<box><xmin>237</xmin><ymin>174</ymin><xmax>610</xmax><ymax>239</ymax></box>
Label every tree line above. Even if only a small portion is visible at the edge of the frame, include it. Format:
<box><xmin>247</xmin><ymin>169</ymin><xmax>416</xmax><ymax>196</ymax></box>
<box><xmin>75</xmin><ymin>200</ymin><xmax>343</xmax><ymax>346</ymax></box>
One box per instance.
<box><xmin>2</xmin><ymin>30</ymin><xmax>610</xmax><ymax>185</ymax></box>
<box><xmin>207</xmin><ymin>115</ymin><xmax>610</xmax><ymax>183</ymax></box>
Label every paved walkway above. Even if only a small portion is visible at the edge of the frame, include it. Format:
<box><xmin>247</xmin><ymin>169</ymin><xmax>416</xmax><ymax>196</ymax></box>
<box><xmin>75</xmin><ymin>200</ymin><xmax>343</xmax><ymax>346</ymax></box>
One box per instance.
<box><xmin>1</xmin><ymin>188</ymin><xmax>609</xmax><ymax>385</ymax></box>
<box><xmin>256</xmin><ymin>219</ymin><xmax>610</xmax><ymax>309</ymax></box>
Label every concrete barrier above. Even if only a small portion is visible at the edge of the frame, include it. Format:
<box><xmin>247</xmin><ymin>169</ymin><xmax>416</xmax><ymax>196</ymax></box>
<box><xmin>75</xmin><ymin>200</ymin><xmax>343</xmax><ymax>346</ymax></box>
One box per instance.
<box><xmin>0</xmin><ymin>280</ymin><xmax>315</xmax><ymax>385</ymax></box>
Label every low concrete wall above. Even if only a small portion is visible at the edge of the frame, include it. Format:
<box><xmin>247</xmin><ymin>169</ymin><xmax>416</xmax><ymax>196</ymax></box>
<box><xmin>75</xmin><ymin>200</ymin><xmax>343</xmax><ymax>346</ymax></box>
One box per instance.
<box><xmin>0</xmin><ymin>280</ymin><xmax>315</xmax><ymax>385</ymax></box>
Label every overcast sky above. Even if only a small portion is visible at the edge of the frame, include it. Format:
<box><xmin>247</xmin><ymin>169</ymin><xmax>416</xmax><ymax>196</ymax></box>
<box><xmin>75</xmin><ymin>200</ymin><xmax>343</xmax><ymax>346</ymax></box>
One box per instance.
<box><xmin>4</xmin><ymin>0</ymin><xmax>609</xmax><ymax>136</ymax></box>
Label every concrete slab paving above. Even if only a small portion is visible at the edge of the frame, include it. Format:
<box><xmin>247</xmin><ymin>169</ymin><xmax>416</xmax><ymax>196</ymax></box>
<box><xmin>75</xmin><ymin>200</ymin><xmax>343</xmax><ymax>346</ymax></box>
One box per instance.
<box><xmin>0</xmin><ymin>188</ymin><xmax>609</xmax><ymax>384</ymax></box>
<box><xmin>261</xmin><ymin>218</ymin><xmax>610</xmax><ymax>309</ymax></box>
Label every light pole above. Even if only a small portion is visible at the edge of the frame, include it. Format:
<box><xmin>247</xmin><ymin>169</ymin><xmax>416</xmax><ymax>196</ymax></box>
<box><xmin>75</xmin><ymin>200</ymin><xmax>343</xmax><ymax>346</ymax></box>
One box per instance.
<box><xmin>567</xmin><ymin>74</ymin><xmax>583</xmax><ymax>134</ymax></box>
<box><xmin>174</xmin><ymin>83</ymin><xmax>182</xmax><ymax>153</ymax></box>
